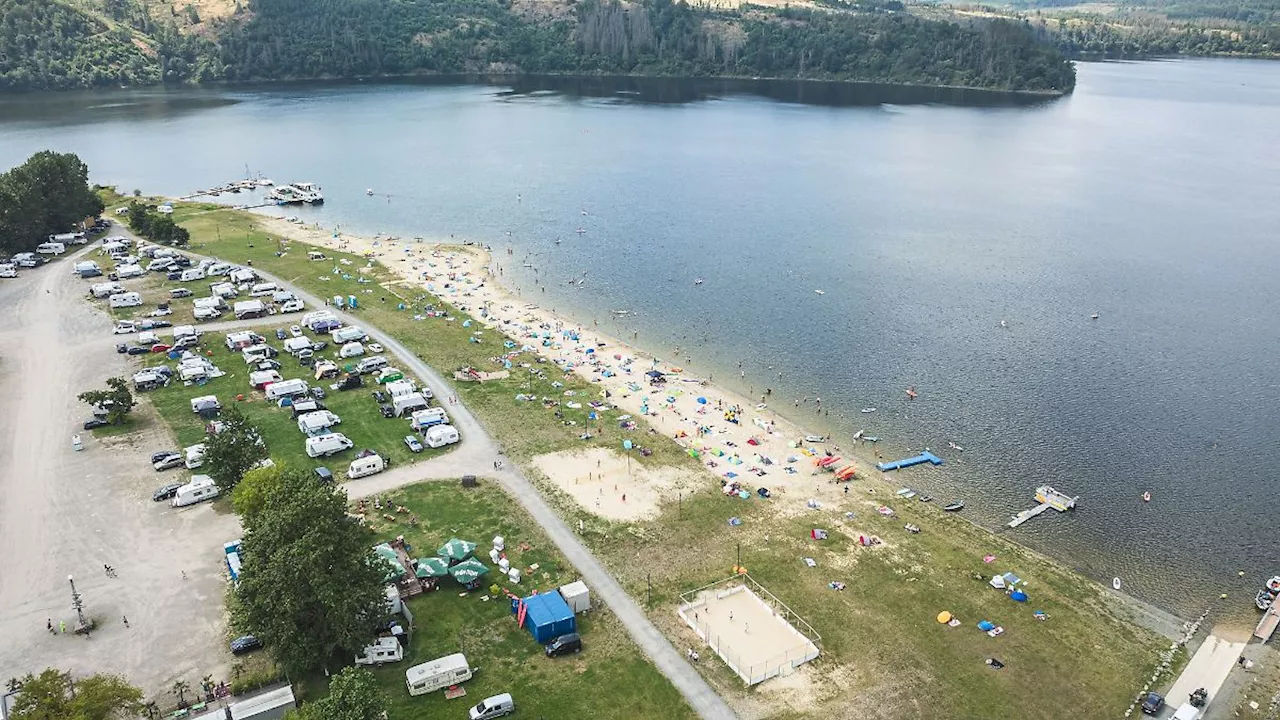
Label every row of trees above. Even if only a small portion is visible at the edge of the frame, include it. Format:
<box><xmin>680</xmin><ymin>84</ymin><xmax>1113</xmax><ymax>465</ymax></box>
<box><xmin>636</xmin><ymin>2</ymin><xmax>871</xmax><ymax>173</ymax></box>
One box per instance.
<box><xmin>125</xmin><ymin>202</ymin><xmax>189</xmax><ymax>246</ymax></box>
<box><xmin>0</xmin><ymin>151</ymin><xmax>103</xmax><ymax>257</ymax></box>
<box><xmin>3</xmin><ymin>0</ymin><xmax>1077</xmax><ymax>93</ymax></box>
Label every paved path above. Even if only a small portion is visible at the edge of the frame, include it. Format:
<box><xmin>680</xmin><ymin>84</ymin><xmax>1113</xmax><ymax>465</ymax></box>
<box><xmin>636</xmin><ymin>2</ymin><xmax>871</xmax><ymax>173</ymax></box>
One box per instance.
<box><xmin>217</xmin><ymin>263</ymin><xmax>738</xmax><ymax>718</ymax></box>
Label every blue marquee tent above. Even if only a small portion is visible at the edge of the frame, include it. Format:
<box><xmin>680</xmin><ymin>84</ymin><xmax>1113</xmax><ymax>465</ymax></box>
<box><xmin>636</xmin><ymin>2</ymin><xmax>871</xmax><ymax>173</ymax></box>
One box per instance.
<box><xmin>514</xmin><ymin>591</ymin><xmax>577</xmax><ymax>644</ymax></box>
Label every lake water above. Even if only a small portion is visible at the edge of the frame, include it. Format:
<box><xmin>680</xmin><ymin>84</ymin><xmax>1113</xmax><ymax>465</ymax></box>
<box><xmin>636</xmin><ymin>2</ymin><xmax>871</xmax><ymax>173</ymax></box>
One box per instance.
<box><xmin>3</xmin><ymin>60</ymin><xmax>1277</xmax><ymax>621</ymax></box>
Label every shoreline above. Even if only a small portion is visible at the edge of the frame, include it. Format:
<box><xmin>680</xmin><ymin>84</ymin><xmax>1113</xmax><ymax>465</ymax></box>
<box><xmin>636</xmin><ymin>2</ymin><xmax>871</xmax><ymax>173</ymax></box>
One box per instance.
<box><xmin>246</xmin><ymin>211</ymin><xmax>1201</xmax><ymax>636</ymax></box>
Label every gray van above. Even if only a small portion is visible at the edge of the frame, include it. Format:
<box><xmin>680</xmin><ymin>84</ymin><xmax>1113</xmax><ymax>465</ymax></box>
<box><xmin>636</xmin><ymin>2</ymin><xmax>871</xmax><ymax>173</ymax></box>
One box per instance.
<box><xmin>469</xmin><ymin>693</ymin><xmax>515</xmax><ymax>720</ymax></box>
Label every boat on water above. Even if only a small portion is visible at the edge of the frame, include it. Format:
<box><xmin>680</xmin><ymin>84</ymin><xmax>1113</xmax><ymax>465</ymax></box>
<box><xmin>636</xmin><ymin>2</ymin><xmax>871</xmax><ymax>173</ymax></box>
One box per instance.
<box><xmin>895</xmin><ymin>488</ymin><xmax>916</xmax><ymax>499</ymax></box>
<box><xmin>860</xmin><ymin>407</ymin><xmax>876</xmax><ymax>413</ymax></box>
<box><xmin>943</xmin><ymin>501</ymin><xmax>965</xmax><ymax>512</ymax></box>
<box><xmin>1142</xmin><ymin>491</ymin><xmax>1151</xmax><ymax>502</ymax></box>
<box><xmin>694</xmin><ymin>278</ymin><xmax>704</xmax><ymax>285</ymax></box>
<box><xmin>269</xmin><ymin>182</ymin><xmax>324</xmax><ymax>205</ymax></box>
<box><xmin>948</xmin><ymin>441</ymin><xmax>964</xmax><ymax>451</ymax></box>
<box><xmin>1113</xmin><ymin>577</ymin><xmax>1122</xmax><ymax>591</ymax></box>
<box><xmin>803</xmin><ymin>435</ymin><xmax>826</xmax><ymax>443</ymax></box>
<box><xmin>863</xmin><ymin>436</ymin><xmax>880</xmax><ymax>443</ymax></box>
<box><xmin>918</xmin><ymin>495</ymin><xmax>933</xmax><ymax>503</ymax></box>
<box><xmin>1258</xmin><ymin>577</ymin><xmax>1280</xmax><ymax>610</ymax></box>
<box><xmin>814</xmin><ymin>290</ymin><xmax>825</xmax><ymax>295</ymax></box>
<box><xmin>852</xmin><ymin>430</ymin><xmax>863</xmax><ymax>441</ymax></box>
<box><xmin>611</xmin><ymin>310</ymin><xmax>629</xmax><ymax>316</ymax></box>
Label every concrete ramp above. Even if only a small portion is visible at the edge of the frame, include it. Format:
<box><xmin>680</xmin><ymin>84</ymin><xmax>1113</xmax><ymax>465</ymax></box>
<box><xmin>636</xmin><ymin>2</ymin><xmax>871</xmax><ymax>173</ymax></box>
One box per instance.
<box><xmin>1165</xmin><ymin>634</ymin><xmax>1246</xmax><ymax>710</ymax></box>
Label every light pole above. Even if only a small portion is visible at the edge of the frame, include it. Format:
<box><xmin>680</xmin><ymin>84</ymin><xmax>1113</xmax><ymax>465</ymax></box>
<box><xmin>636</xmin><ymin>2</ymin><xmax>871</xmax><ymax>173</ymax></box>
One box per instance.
<box><xmin>68</xmin><ymin>575</ymin><xmax>92</xmax><ymax>633</ymax></box>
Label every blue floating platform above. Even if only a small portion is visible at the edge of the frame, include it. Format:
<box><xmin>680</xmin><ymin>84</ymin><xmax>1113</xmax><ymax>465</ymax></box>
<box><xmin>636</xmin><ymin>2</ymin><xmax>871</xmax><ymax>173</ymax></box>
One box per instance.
<box><xmin>876</xmin><ymin>451</ymin><xmax>943</xmax><ymax>472</ymax></box>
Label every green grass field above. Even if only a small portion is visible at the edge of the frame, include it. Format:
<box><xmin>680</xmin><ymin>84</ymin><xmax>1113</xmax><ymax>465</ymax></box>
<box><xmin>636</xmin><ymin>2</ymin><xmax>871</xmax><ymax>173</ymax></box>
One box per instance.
<box><xmin>323</xmin><ymin>482</ymin><xmax>695</xmax><ymax>720</ymax></box>
<box><xmin>156</xmin><ymin>202</ymin><xmax>1174</xmax><ymax>718</ymax></box>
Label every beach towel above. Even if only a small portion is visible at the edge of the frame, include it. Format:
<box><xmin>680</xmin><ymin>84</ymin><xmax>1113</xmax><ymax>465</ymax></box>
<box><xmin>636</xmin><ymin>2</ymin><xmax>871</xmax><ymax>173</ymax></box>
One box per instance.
<box><xmin>811</xmin><ymin>529</ymin><xmax>828</xmax><ymax>540</ymax></box>
<box><xmin>803</xmin><ymin>557</ymin><xmax>817</xmax><ymax>567</ymax></box>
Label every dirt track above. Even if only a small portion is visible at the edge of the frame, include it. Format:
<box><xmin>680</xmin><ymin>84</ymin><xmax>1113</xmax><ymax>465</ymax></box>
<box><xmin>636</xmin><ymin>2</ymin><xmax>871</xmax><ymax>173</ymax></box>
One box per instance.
<box><xmin>0</xmin><ymin>247</ymin><xmax>239</xmax><ymax>696</ymax></box>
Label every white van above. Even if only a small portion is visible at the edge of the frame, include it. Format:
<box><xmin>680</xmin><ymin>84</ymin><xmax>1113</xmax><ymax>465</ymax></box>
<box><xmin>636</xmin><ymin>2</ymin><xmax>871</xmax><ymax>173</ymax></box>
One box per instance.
<box><xmin>172</xmin><ymin>475</ymin><xmax>219</xmax><ymax>507</ymax></box>
<box><xmin>332</xmin><ymin>326</ymin><xmax>367</xmax><ymax>344</ymax></box>
<box><xmin>306</xmin><ymin>433</ymin><xmax>353</xmax><ymax>458</ymax></box>
<box><xmin>406</xmin><ymin>654</ymin><xmax>472</xmax><ymax>696</ymax></box>
<box><xmin>265</xmin><ymin>378</ymin><xmax>309</xmax><ymax>401</ymax></box>
<box><xmin>424</xmin><ymin>424</ymin><xmax>460</xmax><ymax>448</ymax></box>
<box><xmin>0</xmin><ymin>264</ymin><xmax>17</xmax><ymax>278</ymax></box>
<box><xmin>249</xmin><ymin>282</ymin><xmax>278</xmax><ymax>297</ymax></box>
<box><xmin>354</xmin><ymin>637</ymin><xmax>404</xmax><ymax>666</ymax></box>
<box><xmin>36</xmin><ymin>242</ymin><xmax>66</xmax><ymax>255</ymax></box>
<box><xmin>339</xmin><ymin>342</ymin><xmax>365</xmax><ymax>359</ymax></box>
<box><xmin>113</xmin><ymin>320</ymin><xmax>137</xmax><ymax>334</ymax></box>
<box><xmin>206</xmin><ymin>262</ymin><xmax>231</xmax><ymax>276</ymax></box>
<box><xmin>280</xmin><ymin>299</ymin><xmax>305</xmax><ymax>313</ymax></box>
<box><xmin>347</xmin><ymin>454</ymin><xmax>385</xmax><ymax>479</ymax></box>
<box><xmin>469</xmin><ymin>693</ymin><xmax>515</xmax><ymax>720</ymax></box>
<box><xmin>109</xmin><ymin>292</ymin><xmax>142</xmax><ymax>309</ymax></box>
<box><xmin>90</xmin><ymin>282</ymin><xmax>124</xmax><ymax>298</ymax></box>
<box><xmin>410</xmin><ymin>408</ymin><xmax>449</xmax><ymax>431</ymax></box>
<box><xmin>116</xmin><ymin>264</ymin><xmax>145</xmax><ymax>279</ymax></box>
<box><xmin>356</xmin><ymin>356</ymin><xmax>388</xmax><ymax>374</ymax></box>
<box><xmin>179</xmin><ymin>268</ymin><xmax>206</xmax><ymax>282</ymax></box>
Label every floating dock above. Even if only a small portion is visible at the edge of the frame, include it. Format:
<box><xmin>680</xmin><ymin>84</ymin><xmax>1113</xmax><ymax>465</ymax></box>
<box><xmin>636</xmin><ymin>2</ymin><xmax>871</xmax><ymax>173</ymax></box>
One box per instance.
<box><xmin>1008</xmin><ymin>486</ymin><xmax>1078</xmax><ymax>528</ymax></box>
<box><xmin>1255</xmin><ymin>604</ymin><xmax>1280</xmax><ymax>642</ymax></box>
<box><xmin>876</xmin><ymin>451</ymin><xmax>943</xmax><ymax>472</ymax></box>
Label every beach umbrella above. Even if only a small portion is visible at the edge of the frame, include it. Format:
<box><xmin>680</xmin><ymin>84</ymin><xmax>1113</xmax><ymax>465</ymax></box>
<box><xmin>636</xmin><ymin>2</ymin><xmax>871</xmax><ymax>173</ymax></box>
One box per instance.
<box><xmin>449</xmin><ymin>557</ymin><xmax>490</xmax><ymax>584</ymax></box>
<box><xmin>977</xmin><ymin>620</ymin><xmax>996</xmax><ymax>632</ymax></box>
<box><xmin>373</xmin><ymin>544</ymin><xmax>406</xmax><ymax>581</ymax></box>
<box><xmin>1010</xmin><ymin>591</ymin><xmax>1029</xmax><ymax>603</ymax></box>
<box><xmin>623</xmin><ymin>440</ymin><xmax>633</xmax><ymax>450</ymax></box>
<box><xmin>697</xmin><ymin>397</ymin><xmax>707</xmax><ymax>404</ymax></box>
<box><xmin>415</xmin><ymin>557</ymin><xmax>450</xmax><ymax>578</ymax></box>
<box><xmin>436</xmin><ymin>537</ymin><xmax>477</xmax><ymax>562</ymax></box>
<box><xmin>937</xmin><ymin>611</ymin><xmax>952</xmax><ymax>624</ymax></box>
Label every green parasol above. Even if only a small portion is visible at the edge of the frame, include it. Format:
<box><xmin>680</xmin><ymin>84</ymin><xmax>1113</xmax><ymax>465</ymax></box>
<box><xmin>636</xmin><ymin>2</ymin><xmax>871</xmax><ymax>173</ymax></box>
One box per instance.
<box><xmin>436</xmin><ymin>537</ymin><xmax>477</xmax><ymax>562</ymax></box>
<box><xmin>448</xmin><ymin>557</ymin><xmax>490</xmax><ymax>584</ymax></box>
<box><xmin>414</xmin><ymin>556</ymin><xmax>450</xmax><ymax>578</ymax></box>
<box><xmin>373</xmin><ymin>543</ymin><xmax>406</xmax><ymax>581</ymax></box>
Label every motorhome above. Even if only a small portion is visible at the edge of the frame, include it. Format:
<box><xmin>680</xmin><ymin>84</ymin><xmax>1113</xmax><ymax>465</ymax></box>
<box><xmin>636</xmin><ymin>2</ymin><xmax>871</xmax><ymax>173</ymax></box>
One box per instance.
<box><xmin>194</xmin><ymin>305</ymin><xmax>222</xmax><ymax>321</ymax></box>
<box><xmin>183</xmin><ymin>443</ymin><xmax>206</xmax><ymax>469</ymax></box>
<box><xmin>354</xmin><ymin>637</ymin><xmax>403</xmax><ymax>666</ymax></box>
<box><xmin>36</xmin><ymin>241</ymin><xmax>66</xmax><ymax>255</ymax></box>
<box><xmin>346</xmin><ymin>454</ymin><xmax>385</xmax><ymax>479</ymax></box>
<box><xmin>225</xmin><ymin>331</ymin><xmax>264</xmax><ymax>351</ymax></box>
<box><xmin>75</xmin><ymin>261</ymin><xmax>101</xmax><ymax>278</ymax></box>
<box><xmin>339</xmin><ymin>342</ymin><xmax>365</xmax><ymax>359</ymax></box>
<box><xmin>406</xmin><ymin>654</ymin><xmax>472</xmax><ymax>696</ymax></box>
<box><xmin>228</xmin><ymin>268</ymin><xmax>256</xmax><ymax>284</ymax></box>
<box><xmin>116</xmin><ymin>264</ymin><xmax>145</xmax><ymax>279</ymax></box>
<box><xmin>173</xmin><ymin>325</ymin><xmax>200</xmax><ymax>341</ymax></box>
<box><xmin>410</xmin><ymin>408</ymin><xmax>449</xmax><ymax>431</ymax></box>
<box><xmin>283</xmin><ymin>337</ymin><xmax>313</xmax><ymax>355</ymax></box>
<box><xmin>179</xmin><ymin>268</ymin><xmax>206</xmax><ymax>282</ymax></box>
<box><xmin>249</xmin><ymin>282</ymin><xmax>278</xmax><ymax>297</ymax></box>
<box><xmin>172</xmin><ymin>475</ymin><xmax>219</xmax><ymax>507</ymax></box>
<box><xmin>146</xmin><ymin>257</ymin><xmax>175</xmax><ymax>272</ymax></box>
<box><xmin>296</xmin><ymin>410</ymin><xmax>341</xmax><ymax>435</ymax></box>
<box><xmin>210</xmin><ymin>282</ymin><xmax>237</xmax><ymax>298</ymax></box>
<box><xmin>12</xmin><ymin>252</ymin><xmax>40</xmax><ymax>267</ymax></box>
<box><xmin>234</xmin><ymin>299</ymin><xmax>267</xmax><ymax>320</ymax></box>
<box><xmin>424</xmin><ymin>424</ymin><xmax>460</xmax><ymax>448</ymax></box>
<box><xmin>332</xmin><ymin>326</ymin><xmax>367</xmax><ymax>344</ymax></box>
<box><xmin>50</xmin><ymin>231</ymin><xmax>86</xmax><ymax>245</ymax></box>
<box><xmin>89</xmin><ymin>282</ymin><xmax>124</xmax><ymax>298</ymax></box>
<box><xmin>305</xmin><ymin>433</ymin><xmax>353</xmax><ymax>458</ymax></box>
<box><xmin>265</xmin><ymin>378</ymin><xmax>309</xmax><ymax>401</ymax></box>
<box><xmin>205</xmin><ymin>262</ymin><xmax>231</xmax><ymax>276</ymax></box>
<box><xmin>385</xmin><ymin>380</ymin><xmax>417</xmax><ymax>398</ymax></box>
<box><xmin>194</xmin><ymin>296</ymin><xmax>227</xmax><ymax>311</ymax></box>
<box><xmin>109</xmin><ymin>292</ymin><xmax>142</xmax><ymax>309</ymax></box>
<box><xmin>356</xmin><ymin>356</ymin><xmax>388</xmax><ymax>374</ymax></box>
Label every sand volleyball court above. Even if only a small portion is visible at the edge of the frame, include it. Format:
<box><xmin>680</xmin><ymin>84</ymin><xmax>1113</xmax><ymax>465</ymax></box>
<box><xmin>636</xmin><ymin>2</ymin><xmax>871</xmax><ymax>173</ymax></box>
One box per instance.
<box><xmin>531</xmin><ymin>447</ymin><xmax>694</xmax><ymax>521</ymax></box>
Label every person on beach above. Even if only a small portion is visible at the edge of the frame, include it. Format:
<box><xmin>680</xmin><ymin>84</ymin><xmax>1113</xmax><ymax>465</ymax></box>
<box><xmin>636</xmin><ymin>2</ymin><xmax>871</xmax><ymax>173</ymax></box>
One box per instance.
<box><xmin>47</xmin><ymin>618</ymin><xmax>53</xmax><ymax>634</ymax></box>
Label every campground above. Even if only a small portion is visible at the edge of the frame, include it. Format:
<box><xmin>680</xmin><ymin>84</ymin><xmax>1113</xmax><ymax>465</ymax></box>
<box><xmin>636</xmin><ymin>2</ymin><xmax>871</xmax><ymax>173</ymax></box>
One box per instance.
<box><xmin>157</xmin><ymin>201</ymin><xmax>1178</xmax><ymax>718</ymax></box>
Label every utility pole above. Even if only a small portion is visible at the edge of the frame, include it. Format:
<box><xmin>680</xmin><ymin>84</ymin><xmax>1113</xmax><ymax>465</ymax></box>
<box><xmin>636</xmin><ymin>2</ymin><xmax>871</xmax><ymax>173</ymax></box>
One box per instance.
<box><xmin>68</xmin><ymin>575</ymin><xmax>92</xmax><ymax>633</ymax></box>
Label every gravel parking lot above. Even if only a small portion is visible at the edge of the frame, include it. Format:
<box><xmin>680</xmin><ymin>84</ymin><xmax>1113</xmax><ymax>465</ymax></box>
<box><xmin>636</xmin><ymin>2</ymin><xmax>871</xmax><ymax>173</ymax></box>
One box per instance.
<box><xmin>0</xmin><ymin>246</ymin><xmax>239</xmax><ymax>697</ymax></box>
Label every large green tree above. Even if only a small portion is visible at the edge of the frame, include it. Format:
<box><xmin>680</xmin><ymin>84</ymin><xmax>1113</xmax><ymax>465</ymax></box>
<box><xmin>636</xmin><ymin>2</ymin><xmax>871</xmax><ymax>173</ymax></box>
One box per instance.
<box><xmin>231</xmin><ymin>463</ymin><xmax>286</xmax><ymax>520</ymax></box>
<box><xmin>285</xmin><ymin>667</ymin><xmax>387</xmax><ymax>720</ymax></box>
<box><xmin>10</xmin><ymin>668</ymin><xmax>144</xmax><ymax>720</ymax></box>
<box><xmin>202</xmin><ymin>404</ymin><xmax>268</xmax><ymax>492</ymax></box>
<box><xmin>235</xmin><ymin>469</ymin><xmax>387</xmax><ymax>678</ymax></box>
<box><xmin>0</xmin><ymin>151</ymin><xmax>102</xmax><ymax>255</ymax></box>
<box><xmin>77</xmin><ymin>377</ymin><xmax>137</xmax><ymax>425</ymax></box>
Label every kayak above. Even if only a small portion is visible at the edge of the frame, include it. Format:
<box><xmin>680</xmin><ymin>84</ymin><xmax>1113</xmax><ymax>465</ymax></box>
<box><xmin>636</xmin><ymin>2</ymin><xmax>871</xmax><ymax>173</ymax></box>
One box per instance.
<box><xmin>943</xmin><ymin>501</ymin><xmax>964</xmax><ymax>512</ymax></box>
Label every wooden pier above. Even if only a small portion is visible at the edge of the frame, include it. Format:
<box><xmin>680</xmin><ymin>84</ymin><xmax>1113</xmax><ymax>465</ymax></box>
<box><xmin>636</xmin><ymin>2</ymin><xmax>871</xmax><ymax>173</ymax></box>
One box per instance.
<box><xmin>1008</xmin><ymin>486</ymin><xmax>1077</xmax><ymax>529</ymax></box>
<box><xmin>1255</xmin><ymin>603</ymin><xmax>1280</xmax><ymax>642</ymax></box>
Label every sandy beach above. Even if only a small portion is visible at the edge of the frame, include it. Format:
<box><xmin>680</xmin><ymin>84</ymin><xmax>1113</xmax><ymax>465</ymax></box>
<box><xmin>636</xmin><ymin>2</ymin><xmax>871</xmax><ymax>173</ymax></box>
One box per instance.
<box><xmin>254</xmin><ymin>214</ymin><xmax>904</xmax><ymax>521</ymax></box>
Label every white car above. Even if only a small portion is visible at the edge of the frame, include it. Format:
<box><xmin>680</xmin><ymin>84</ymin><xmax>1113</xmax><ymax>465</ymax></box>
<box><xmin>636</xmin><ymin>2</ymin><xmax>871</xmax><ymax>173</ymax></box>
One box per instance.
<box><xmin>149</xmin><ymin>307</ymin><xmax>173</xmax><ymax>317</ymax></box>
<box><xmin>289</xmin><ymin>325</ymin><xmax>303</xmax><ymax>337</ymax></box>
<box><xmin>281</xmin><ymin>299</ymin><xmax>305</xmax><ymax>313</ymax></box>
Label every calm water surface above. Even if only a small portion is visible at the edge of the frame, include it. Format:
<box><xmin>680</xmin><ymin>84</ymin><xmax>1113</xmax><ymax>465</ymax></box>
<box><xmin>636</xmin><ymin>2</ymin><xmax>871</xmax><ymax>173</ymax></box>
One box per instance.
<box><xmin>2</xmin><ymin>61</ymin><xmax>1277</xmax><ymax>620</ymax></box>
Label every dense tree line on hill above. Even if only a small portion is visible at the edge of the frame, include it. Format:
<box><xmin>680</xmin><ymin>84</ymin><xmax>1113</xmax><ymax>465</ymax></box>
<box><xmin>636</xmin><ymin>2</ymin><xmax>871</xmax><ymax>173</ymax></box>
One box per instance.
<box><xmin>1049</xmin><ymin>13</ymin><xmax>1279</xmax><ymax>56</ymax></box>
<box><xmin>0</xmin><ymin>0</ymin><xmax>1075</xmax><ymax>93</ymax></box>
<box><xmin>0</xmin><ymin>151</ymin><xmax>103</xmax><ymax>256</ymax></box>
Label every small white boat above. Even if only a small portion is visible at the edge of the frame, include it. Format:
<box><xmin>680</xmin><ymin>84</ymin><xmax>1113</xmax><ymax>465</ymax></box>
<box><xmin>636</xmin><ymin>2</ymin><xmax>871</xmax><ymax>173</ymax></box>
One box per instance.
<box><xmin>1091</xmin><ymin>313</ymin><xmax>1100</xmax><ymax>320</ymax></box>
<box><xmin>861</xmin><ymin>407</ymin><xmax>876</xmax><ymax>413</ymax></box>
<box><xmin>852</xmin><ymin>430</ymin><xmax>863</xmax><ymax>441</ymax></box>
<box><xmin>814</xmin><ymin>290</ymin><xmax>825</xmax><ymax>295</ymax></box>
<box><xmin>366</xmin><ymin>188</ymin><xmax>374</xmax><ymax>196</ymax></box>
<box><xmin>948</xmin><ymin>441</ymin><xmax>964</xmax><ymax>451</ymax></box>
<box><xmin>694</xmin><ymin>278</ymin><xmax>704</xmax><ymax>285</ymax></box>
<box><xmin>803</xmin><ymin>435</ymin><xmax>826</xmax><ymax>443</ymax></box>
<box><xmin>1112</xmin><ymin>577</ymin><xmax>1122</xmax><ymax>591</ymax></box>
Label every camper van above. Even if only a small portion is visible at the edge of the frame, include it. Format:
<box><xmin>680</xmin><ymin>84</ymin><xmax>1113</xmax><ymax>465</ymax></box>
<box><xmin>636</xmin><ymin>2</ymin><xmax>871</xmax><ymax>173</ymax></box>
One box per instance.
<box><xmin>392</xmin><ymin>393</ymin><xmax>429</xmax><ymax>418</ymax></box>
<box><xmin>385</xmin><ymin>380</ymin><xmax>417</xmax><ymax>398</ymax></box>
<box><xmin>234</xmin><ymin>300</ymin><xmax>267</xmax><ymax>320</ymax></box>
<box><xmin>410</xmin><ymin>407</ymin><xmax>449</xmax><ymax>431</ymax></box>
<box><xmin>283</xmin><ymin>337</ymin><xmax>313</xmax><ymax>355</ymax></box>
<box><xmin>194</xmin><ymin>305</ymin><xmax>222</xmax><ymax>321</ymax></box>
<box><xmin>354</xmin><ymin>637</ymin><xmax>404</xmax><ymax>666</ymax></box>
<box><xmin>179</xmin><ymin>268</ymin><xmax>206</xmax><ymax>282</ymax></box>
<box><xmin>36</xmin><ymin>241</ymin><xmax>66</xmax><ymax>255</ymax></box>
<box><xmin>109</xmin><ymin>292</ymin><xmax>142</xmax><ymax>309</ymax></box>
<box><xmin>116</xmin><ymin>263</ymin><xmax>145</xmax><ymax>279</ymax></box>
<box><xmin>305</xmin><ymin>433</ymin><xmax>353</xmax><ymax>458</ymax></box>
<box><xmin>265</xmin><ymin>378</ymin><xmax>309</xmax><ymax>401</ymax></box>
<box><xmin>183</xmin><ymin>443</ymin><xmax>206</xmax><ymax>469</ymax></box>
<box><xmin>346</xmin><ymin>453</ymin><xmax>385</xmax><ymax>479</ymax></box>
<box><xmin>75</xmin><ymin>261</ymin><xmax>101</xmax><ymax>277</ymax></box>
<box><xmin>332</xmin><ymin>326</ymin><xmax>367</xmax><ymax>344</ymax></box>
<box><xmin>356</xmin><ymin>356</ymin><xmax>388</xmax><ymax>374</ymax></box>
<box><xmin>424</xmin><ymin>424</ymin><xmax>460</xmax><ymax>448</ymax></box>
<box><xmin>249</xmin><ymin>282</ymin><xmax>278</xmax><ymax>297</ymax></box>
<box><xmin>469</xmin><ymin>693</ymin><xmax>516</xmax><ymax>720</ymax></box>
<box><xmin>210</xmin><ymin>282</ymin><xmax>237</xmax><ymax>298</ymax></box>
<box><xmin>225</xmin><ymin>331</ymin><xmax>264</xmax><ymax>351</ymax></box>
<box><xmin>172</xmin><ymin>475</ymin><xmax>219</xmax><ymax>507</ymax></box>
<box><xmin>339</xmin><ymin>342</ymin><xmax>365</xmax><ymax>359</ymax></box>
<box><xmin>297</xmin><ymin>410</ymin><xmax>341</xmax><ymax>435</ymax></box>
<box><xmin>406</xmin><ymin>654</ymin><xmax>472</xmax><ymax>696</ymax></box>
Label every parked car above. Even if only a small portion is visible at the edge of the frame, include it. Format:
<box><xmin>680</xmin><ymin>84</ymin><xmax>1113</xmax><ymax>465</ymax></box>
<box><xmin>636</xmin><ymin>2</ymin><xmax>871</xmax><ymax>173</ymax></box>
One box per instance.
<box><xmin>368</xmin><ymin>343</ymin><xmax>384</xmax><ymax>353</ymax></box>
<box><xmin>544</xmin><ymin>632</ymin><xmax>583</xmax><ymax>657</ymax></box>
<box><xmin>150</xmin><ymin>450</ymin><xmax>179</xmax><ymax>464</ymax></box>
<box><xmin>289</xmin><ymin>325</ymin><xmax>303</xmax><ymax>337</ymax></box>
<box><xmin>170</xmin><ymin>288</ymin><xmax>192</xmax><ymax>299</ymax></box>
<box><xmin>254</xmin><ymin>359</ymin><xmax>282</xmax><ymax>371</ymax></box>
<box><xmin>150</xmin><ymin>344</ymin><xmax>172</xmax><ymax>353</ymax></box>
<box><xmin>371</xmin><ymin>391</ymin><xmax>387</xmax><ymax>403</ymax></box>
<box><xmin>153</xmin><ymin>453</ymin><xmax>184</xmax><ymax>471</ymax></box>
<box><xmin>151</xmin><ymin>483</ymin><xmax>184</xmax><ymax>502</ymax></box>
<box><xmin>1140</xmin><ymin>693</ymin><xmax>1165</xmax><ymax>716</ymax></box>
<box><xmin>404</xmin><ymin>435</ymin><xmax>424</xmax><ymax>453</ymax></box>
<box><xmin>116</xmin><ymin>343</ymin><xmax>128</xmax><ymax>354</ymax></box>
<box><xmin>83</xmin><ymin>418</ymin><xmax>109</xmax><ymax>430</ymax></box>
<box><xmin>310</xmin><ymin>387</ymin><xmax>326</xmax><ymax>400</ymax></box>
<box><xmin>275</xmin><ymin>328</ymin><xmax>287</xmax><ymax>340</ymax></box>
<box><xmin>230</xmin><ymin>636</ymin><xmax>263</xmax><ymax>655</ymax></box>
<box><xmin>379</xmin><ymin>404</ymin><xmax>395</xmax><ymax>419</ymax></box>
<box><xmin>313</xmin><ymin>467</ymin><xmax>334</xmax><ymax>483</ymax></box>
<box><xmin>311</xmin><ymin>340</ymin><xmax>328</xmax><ymax>353</ymax></box>
<box><xmin>166</xmin><ymin>271</ymin><xmax>183</xmax><ymax>281</ymax></box>
<box><xmin>126</xmin><ymin>346</ymin><xmax>149</xmax><ymax>356</ymax></box>
<box><xmin>150</xmin><ymin>307</ymin><xmax>172</xmax><ymax>317</ymax></box>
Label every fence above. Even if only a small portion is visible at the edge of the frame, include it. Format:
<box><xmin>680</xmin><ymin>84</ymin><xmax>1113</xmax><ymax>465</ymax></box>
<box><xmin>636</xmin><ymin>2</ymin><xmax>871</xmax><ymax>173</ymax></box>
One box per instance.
<box><xmin>678</xmin><ymin>573</ymin><xmax>821</xmax><ymax>686</ymax></box>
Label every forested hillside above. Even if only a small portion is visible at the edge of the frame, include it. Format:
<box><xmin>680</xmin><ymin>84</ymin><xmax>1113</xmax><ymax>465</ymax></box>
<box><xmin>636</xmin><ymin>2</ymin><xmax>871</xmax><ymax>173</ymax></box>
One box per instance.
<box><xmin>0</xmin><ymin>0</ymin><xmax>1076</xmax><ymax>93</ymax></box>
